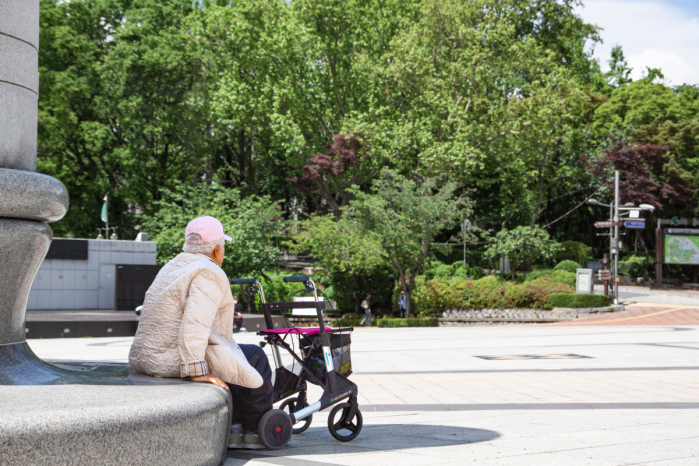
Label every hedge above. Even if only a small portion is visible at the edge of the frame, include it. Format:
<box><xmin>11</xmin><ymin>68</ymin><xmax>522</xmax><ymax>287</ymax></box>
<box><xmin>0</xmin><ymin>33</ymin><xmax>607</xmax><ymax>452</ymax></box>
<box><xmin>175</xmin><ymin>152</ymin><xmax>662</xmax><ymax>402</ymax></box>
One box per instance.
<box><xmin>554</xmin><ymin>260</ymin><xmax>582</xmax><ymax>273</ymax></box>
<box><xmin>378</xmin><ymin>318</ymin><xmax>439</xmax><ymax>328</ymax></box>
<box><xmin>547</xmin><ymin>293</ymin><xmax>610</xmax><ymax>309</ymax></box>
<box><xmin>524</xmin><ymin>269</ymin><xmax>576</xmax><ymax>286</ymax></box>
<box><xmin>332</xmin><ymin>318</ymin><xmax>363</xmax><ymax>327</ymax></box>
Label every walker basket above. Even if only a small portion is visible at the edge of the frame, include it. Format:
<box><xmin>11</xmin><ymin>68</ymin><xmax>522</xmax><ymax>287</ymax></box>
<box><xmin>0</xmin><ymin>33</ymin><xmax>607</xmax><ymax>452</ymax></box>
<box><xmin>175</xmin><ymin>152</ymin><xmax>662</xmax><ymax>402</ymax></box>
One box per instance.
<box><xmin>302</xmin><ymin>330</ymin><xmax>353</xmax><ymax>382</ymax></box>
<box><xmin>330</xmin><ymin>331</ymin><xmax>352</xmax><ymax>376</ymax></box>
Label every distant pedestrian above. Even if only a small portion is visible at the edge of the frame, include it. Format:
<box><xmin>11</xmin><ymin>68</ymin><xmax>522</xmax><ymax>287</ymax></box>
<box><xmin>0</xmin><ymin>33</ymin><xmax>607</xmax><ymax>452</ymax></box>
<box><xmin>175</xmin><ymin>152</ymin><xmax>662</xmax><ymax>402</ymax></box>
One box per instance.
<box><xmin>398</xmin><ymin>291</ymin><xmax>407</xmax><ymax>318</ymax></box>
<box><xmin>360</xmin><ymin>293</ymin><xmax>372</xmax><ymax>326</ymax></box>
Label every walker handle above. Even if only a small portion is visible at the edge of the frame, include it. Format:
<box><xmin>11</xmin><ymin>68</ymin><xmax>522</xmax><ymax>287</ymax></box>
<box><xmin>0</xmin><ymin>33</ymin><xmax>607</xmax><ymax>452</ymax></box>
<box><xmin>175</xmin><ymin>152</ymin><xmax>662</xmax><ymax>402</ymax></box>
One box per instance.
<box><xmin>230</xmin><ymin>278</ymin><xmax>257</xmax><ymax>285</ymax></box>
<box><xmin>282</xmin><ymin>275</ymin><xmax>310</xmax><ymax>283</ymax></box>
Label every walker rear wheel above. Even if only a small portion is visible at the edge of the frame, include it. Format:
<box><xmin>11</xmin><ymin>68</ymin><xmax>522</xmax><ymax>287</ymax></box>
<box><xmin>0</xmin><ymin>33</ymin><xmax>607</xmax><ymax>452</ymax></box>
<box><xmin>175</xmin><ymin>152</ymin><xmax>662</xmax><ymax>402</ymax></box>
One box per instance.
<box><xmin>258</xmin><ymin>409</ymin><xmax>292</xmax><ymax>450</ymax></box>
<box><xmin>279</xmin><ymin>397</ymin><xmax>313</xmax><ymax>434</ymax></box>
<box><xmin>327</xmin><ymin>403</ymin><xmax>363</xmax><ymax>442</ymax></box>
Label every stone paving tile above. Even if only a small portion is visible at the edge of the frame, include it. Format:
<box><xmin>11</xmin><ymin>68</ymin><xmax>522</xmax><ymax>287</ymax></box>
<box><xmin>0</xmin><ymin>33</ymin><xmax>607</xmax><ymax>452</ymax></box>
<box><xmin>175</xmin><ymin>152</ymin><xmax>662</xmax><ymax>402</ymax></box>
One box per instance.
<box><xmin>551</xmin><ymin>304</ymin><xmax>699</xmax><ymax>326</ymax></box>
<box><xmin>638</xmin><ymin>458</ymin><xmax>699</xmax><ymax>466</ymax></box>
<box><xmin>29</xmin><ymin>325</ymin><xmax>699</xmax><ymax>466</ymax></box>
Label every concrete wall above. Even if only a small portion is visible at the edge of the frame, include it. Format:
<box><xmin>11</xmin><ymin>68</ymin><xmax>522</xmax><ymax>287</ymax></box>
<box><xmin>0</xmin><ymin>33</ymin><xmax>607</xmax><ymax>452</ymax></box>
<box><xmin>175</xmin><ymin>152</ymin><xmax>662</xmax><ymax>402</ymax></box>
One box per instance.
<box><xmin>28</xmin><ymin>239</ymin><xmax>157</xmax><ymax>310</ymax></box>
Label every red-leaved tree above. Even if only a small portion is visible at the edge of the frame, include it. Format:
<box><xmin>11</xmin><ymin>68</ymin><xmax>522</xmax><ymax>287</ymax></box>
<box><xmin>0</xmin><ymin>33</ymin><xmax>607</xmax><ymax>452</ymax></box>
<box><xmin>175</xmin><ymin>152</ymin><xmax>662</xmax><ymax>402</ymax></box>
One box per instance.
<box><xmin>584</xmin><ymin>138</ymin><xmax>695</xmax><ymax>210</ymax></box>
<box><xmin>287</xmin><ymin>134</ymin><xmax>376</xmax><ymax>217</ymax></box>
<box><xmin>584</xmin><ymin>138</ymin><xmax>695</xmax><ymax>274</ymax></box>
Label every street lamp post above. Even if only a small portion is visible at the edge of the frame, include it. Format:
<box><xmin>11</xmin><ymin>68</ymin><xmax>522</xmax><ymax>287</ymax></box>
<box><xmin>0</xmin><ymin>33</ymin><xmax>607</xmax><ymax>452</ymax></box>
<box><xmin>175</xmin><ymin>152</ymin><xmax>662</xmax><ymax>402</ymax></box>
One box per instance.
<box><xmin>613</xmin><ymin>171</ymin><xmax>620</xmax><ymax>304</ymax></box>
<box><xmin>461</xmin><ymin>219</ymin><xmax>471</xmax><ymax>268</ymax></box>
<box><xmin>588</xmin><ymin>171</ymin><xmax>655</xmax><ymax>306</ymax></box>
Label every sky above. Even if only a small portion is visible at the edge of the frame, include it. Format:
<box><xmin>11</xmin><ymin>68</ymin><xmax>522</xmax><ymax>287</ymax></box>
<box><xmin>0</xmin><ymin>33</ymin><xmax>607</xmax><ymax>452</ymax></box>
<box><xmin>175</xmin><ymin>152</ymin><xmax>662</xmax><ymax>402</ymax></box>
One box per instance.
<box><xmin>575</xmin><ymin>0</ymin><xmax>699</xmax><ymax>85</ymax></box>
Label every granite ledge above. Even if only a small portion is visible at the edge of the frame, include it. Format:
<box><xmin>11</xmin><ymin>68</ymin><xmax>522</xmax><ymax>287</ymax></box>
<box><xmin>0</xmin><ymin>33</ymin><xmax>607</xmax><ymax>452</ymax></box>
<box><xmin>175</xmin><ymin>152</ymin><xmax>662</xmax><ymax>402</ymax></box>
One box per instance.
<box><xmin>0</xmin><ymin>343</ymin><xmax>232</xmax><ymax>466</ymax></box>
<box><xmin>0</xmin><ymin>169</ymin><xmax>69</xmax><ymax>222</ymax></box>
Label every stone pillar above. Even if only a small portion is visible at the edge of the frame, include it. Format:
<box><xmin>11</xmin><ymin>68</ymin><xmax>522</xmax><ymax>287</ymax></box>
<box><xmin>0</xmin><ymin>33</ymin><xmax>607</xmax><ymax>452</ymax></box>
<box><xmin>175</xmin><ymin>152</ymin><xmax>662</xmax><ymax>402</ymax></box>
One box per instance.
<box><xmin>0</xmin><ymin>0</ymin><xmax>69</xmax><ymax>345</ymax></box>
<box><xmin>0</xmin><ymin>6</ymin><xmax>231</xmax><ymax>464</ymax></box>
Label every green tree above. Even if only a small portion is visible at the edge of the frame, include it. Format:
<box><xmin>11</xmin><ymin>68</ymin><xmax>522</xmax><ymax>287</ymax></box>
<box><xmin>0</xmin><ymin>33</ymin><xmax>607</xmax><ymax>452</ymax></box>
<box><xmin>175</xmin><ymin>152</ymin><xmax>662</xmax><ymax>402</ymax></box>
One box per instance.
<box><xmin>605</xmin><ymin>45</ymin><xmax>633</xmax><ymax>89</ymax></box>
<box><xmin>190</xmin><ymin>0</ymin><xmax>306</xmax><ymax>197</ymax></box>
<box><xmin>38</xmin><ymin>0</ymin><xmax>206</xmax><ymax>239</ymax></box>
<box><xmin>347</xmin><ymin>169</ymin><xmax>470</xmax><ymax>317</ymax></box>
<box><xmin>289</xmin><ymin>214</ymin><xmax>388</xmax><ymax>312</ymax></box>
<box><xmin>343</xmin><ymin>0</ymin><xmax>593</xmax><ymax>238</ymax></box>
<box><xmin>485</xmin><ymin>226</ymin><xmax>560</xmax><ymax>279</ymax></box>
<box><xmin>141</xmin><ymin>183</ymin><xmax>280</xmax><ymax>279</ymax></box>
<box><xmin>592</xmin><ymin>80</ymin><xmax>699</xmax><ymax>215</ymax></box>
<box><xmin>38</xmin><ymin>0</ymin><xmax>129</xmax><ymax>238</ymax></box>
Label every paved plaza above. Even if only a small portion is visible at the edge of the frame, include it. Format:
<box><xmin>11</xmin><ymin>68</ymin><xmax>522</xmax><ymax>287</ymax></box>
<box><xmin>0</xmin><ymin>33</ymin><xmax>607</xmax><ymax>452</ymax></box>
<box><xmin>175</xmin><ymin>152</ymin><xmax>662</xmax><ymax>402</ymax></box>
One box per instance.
<box><xmin>29</xmin><ymin>303</ymin><xmax>699</xmax><ymax>466</ymax></box>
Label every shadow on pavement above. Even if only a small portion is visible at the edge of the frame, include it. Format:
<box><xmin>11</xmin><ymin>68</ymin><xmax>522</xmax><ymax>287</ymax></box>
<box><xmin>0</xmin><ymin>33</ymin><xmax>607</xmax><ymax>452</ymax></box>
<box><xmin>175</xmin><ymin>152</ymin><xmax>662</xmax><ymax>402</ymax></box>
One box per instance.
<box><xmin>227</xmin><ymin>424</ymin><xmax>500</xmax><ymax>464</ymax></box>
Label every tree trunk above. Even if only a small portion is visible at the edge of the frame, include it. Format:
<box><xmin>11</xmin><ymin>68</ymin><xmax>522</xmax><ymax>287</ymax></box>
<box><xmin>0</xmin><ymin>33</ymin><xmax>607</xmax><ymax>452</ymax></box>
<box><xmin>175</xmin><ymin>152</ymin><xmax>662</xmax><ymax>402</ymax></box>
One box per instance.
<box><xmin>404</xmin><ymin>287</ymin><xmax>412</xmax><ymax>318</ymax></box>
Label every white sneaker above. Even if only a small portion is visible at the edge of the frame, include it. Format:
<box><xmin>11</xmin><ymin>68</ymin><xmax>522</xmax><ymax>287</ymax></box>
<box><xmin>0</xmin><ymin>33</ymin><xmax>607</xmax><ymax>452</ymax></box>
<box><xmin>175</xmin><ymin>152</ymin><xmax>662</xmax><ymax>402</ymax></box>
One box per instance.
<box><xmin>228</xmin><ymin>423</ymin><xmax>244</xmax><ymax>448</ymax></box>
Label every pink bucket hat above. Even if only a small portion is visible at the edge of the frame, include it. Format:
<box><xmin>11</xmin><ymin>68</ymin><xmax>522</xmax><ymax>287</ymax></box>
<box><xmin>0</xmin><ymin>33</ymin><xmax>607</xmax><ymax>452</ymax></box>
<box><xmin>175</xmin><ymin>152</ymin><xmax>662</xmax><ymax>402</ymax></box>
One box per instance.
<box><xmin>185</xmin><ymin>216</ymin><xmax>232</xmax><ymax>244</ymax></box>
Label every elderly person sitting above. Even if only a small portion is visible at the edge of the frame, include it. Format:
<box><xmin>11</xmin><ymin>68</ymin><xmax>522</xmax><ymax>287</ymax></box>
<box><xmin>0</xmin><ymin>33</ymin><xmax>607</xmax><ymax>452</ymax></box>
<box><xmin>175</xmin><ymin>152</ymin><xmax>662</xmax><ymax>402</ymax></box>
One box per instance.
<box><xmin>129</xmin><ymin>216</ymin><xmax>273</xmax><ymax>450</ymax></box>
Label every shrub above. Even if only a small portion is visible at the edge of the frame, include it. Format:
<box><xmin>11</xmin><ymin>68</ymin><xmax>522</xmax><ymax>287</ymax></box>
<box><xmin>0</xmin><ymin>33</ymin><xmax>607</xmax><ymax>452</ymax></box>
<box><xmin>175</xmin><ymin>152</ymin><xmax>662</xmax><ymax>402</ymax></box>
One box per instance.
<box><xmin>556</xmin><ymin>241</ymin><xmax>592</xmax><ymax>264</ymax></box>
<box><xmin>462</xmin><ymin>275</ymin><xmax>507</xmax><ymax>309</ymax></box>
<box><xmin>618</xmin><ymin>256</ymin><xmax>648</xmax><ymax>277</ymax></box>
<box><xmin>380</xmin><ymin>318</ymin><xmax>407</xmax><ymax>327</ymax></box>
<box><xmin>378</xmin><ymin>317</ymin><xmax>438</xmax><ymax>327</ymax></box>
<box><xmin>554</xmin><ymin>260</ymin><xmax>582</xmax><ymax>273</ymax></box>
<box><xmin>404</xmin><ymin>270</ymin><xmax>576</xmax><ymax>313</ymax></box>
<box><xmin>432</xmin><ymin>263</ymin><xmax>455</xmax><ymax>280</ymax></box>
<box><xmin>525</xmin><ymin>269</ymin><xmax>554</xmax><ymax>281</ymax></box>
<box><xmin>547</xmin><ymin>293</ymin><xmax>611</xmax><ymax>309</ymax></box>
<box><xmin>423</xmin><ymin>278</ymin><xmax>471</xmax><ymax>313</ymax></box>
<box><xmin>452</xmin><ymin>265</ymin><xmax>469</xmax><ymax>280</ymax></box>
<box><xmin>524</xmin><ymin>269</ymin><xmax>576</xmax><ymax>286</ymax></box>
<box><xmin>505</xmin><ymin>277</ymin><xmax>573</xmax><ymax>309</ymax></box>
<box><xmin>469</xmin><ymin>266</ymin><xmax>485</xmax><ymax>280</ymax></box>
<box><xmin>618</xmin><ymin>261</ymin><xmax>645</xmax><ymax>277</ymax></box>
<box><xmin>334</xmin><ymin>318</ymin><xmax>363</xmax><ymax>327</ymax></box>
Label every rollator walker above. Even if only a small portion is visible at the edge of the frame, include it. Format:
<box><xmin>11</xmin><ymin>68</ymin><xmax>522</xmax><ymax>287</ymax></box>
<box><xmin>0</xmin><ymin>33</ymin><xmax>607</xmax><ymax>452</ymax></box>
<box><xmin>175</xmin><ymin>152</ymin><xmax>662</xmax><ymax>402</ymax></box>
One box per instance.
<box><xmin>230</xmin><ymin>275</ymin><xmax>362</xmax><ymax>450</ymax></box>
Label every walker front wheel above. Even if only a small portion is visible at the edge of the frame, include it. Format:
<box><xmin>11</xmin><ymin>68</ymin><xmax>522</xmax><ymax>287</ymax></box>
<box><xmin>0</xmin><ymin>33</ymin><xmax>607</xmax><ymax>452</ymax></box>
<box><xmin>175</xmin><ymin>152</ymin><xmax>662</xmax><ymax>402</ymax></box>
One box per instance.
<box><xmin>327</xmin><ymin>403</ymin><xmax>363</xmax><ymax>442</ymax></box>
<box><xmin>279</xmin><ymin>397</ymin><xmax>313</xmax><ymax>434</ymax></box>
<box><xmin>258</xmin><ymin>409</ymin><xmax>293</xmax><ymax>450</ymax></box>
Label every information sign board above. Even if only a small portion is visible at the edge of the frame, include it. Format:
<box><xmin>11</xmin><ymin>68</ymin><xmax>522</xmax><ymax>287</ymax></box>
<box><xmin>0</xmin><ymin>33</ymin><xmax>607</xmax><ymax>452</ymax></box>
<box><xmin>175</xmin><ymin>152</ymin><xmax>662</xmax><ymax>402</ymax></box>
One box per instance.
<box><xmin>668</xmin><ymin>229</ymin><xmax>699</xmax><ymax>235</ymax></box>
<box><xmin>586</xmin><ymin>261</ymin><xmax>603</xmax><ymax>271</ymax></box>
<box><xmin>576</xmin><ymin>269</ymin><xmax>593</xmax><ymax>294</ymax></box>
<box><xmin>624</xmin><ymin>221</ymin><xmax>646</xmax><ymax>229</ymax></box>
<box><xmin>664</xmin><ymin>236</ymin><xmax>699</xmax><ymax>264</ymax></box>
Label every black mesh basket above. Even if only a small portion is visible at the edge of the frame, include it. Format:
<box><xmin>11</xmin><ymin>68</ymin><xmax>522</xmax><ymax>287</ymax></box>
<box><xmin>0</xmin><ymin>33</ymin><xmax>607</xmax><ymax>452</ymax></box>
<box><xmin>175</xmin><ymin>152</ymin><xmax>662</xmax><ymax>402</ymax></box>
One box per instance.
<box><xmin>302</xmin><ymin>330</ymin><xmax>353</xmax><ymax>383</ymax></box>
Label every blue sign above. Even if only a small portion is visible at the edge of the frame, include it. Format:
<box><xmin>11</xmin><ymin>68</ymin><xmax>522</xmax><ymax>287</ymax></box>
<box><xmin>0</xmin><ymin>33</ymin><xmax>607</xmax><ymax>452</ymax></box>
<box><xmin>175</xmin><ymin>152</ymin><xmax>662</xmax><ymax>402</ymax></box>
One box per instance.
<box><xmin>624</xmin><ymin>221</ymin><xmax>646</xmax><ymax>229</ymax></box>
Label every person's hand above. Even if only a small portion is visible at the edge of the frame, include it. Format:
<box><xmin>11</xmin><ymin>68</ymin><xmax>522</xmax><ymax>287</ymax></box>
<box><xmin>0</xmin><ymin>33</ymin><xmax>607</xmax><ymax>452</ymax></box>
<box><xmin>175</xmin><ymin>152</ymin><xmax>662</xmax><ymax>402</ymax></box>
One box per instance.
<box><xmin>191</xmin><ymin>374</ymin><xmax>229</xmax><ymax>390</ymax></box>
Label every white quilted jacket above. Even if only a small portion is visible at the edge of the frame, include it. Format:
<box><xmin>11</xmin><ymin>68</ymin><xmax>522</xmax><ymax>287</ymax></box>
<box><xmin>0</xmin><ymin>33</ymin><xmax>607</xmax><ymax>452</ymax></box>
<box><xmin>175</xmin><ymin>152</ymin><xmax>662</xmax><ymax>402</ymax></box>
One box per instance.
<box><xmin>129</xmin><ymin>253</ymin><xmax>263</xmax><ymax>389</ymax></box>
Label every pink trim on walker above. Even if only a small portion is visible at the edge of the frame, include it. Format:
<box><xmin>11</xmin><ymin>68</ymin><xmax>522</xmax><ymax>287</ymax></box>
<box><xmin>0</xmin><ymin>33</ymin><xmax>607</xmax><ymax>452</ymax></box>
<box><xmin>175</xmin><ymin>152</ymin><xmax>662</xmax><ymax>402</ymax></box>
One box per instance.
<box><xmin>259</xmin><ymin>327</ymin><xmax>332</xmax><ymax>335</ymax></box>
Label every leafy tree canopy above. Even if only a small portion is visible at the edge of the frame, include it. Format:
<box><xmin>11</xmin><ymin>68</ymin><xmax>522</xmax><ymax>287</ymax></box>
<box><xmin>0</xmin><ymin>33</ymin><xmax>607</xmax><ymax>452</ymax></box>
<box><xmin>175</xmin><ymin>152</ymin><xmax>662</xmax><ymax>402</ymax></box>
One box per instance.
<box><xmin>485</xmin><ymin>226</ymin><xmax>560</xmax><ymax>279</ymax></box>
<box><xmin>347</xmin><ymin>169</ymin><xmax>471</xmax><ymax>316</ymax></box>
<box><xmin>141</xmin><ymin>183</ymin><xmax>280</xmax><ymax>278</ymax></box>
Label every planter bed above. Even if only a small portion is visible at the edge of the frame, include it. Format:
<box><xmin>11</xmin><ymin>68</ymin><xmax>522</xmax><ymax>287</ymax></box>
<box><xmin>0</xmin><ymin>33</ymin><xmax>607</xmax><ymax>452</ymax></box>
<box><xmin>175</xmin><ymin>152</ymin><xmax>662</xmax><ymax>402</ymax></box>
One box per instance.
<box><xmin>440</xmin><ymin>305</ymin><xmax>628</xmax><ymax>326</ymax></box>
